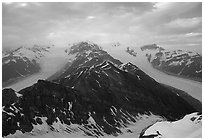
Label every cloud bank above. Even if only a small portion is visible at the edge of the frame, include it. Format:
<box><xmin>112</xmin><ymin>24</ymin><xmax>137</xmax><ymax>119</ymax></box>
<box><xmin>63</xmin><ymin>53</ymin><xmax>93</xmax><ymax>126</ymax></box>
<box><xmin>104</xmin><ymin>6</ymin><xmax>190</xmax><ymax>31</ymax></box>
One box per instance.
<box><xmin>2</xmin><ymin>2</ymin><xmax>202</xmax><ymax>51</ymax></box>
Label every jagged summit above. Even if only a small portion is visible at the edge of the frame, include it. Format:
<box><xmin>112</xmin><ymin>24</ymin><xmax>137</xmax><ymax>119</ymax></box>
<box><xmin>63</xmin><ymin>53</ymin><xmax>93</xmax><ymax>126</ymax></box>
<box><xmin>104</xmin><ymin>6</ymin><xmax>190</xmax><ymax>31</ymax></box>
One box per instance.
<box><xmin>68</xmin><ymin>41</ymin><xmax>102</xmax><ymax>55</ymax></box>
<box><xmin>58</xmin><ymin>60</ymin><xmax>159</xmax><ymax>94</ymax></box>
<box><xmin>95</xmin><ymin>60</ymin><xmax>118</xmax><ymax>68</ymax></box>
<box><xmin>53</xmin><ymin>43</ymin><xmax>122</xmax><ymax>81</ymax></box>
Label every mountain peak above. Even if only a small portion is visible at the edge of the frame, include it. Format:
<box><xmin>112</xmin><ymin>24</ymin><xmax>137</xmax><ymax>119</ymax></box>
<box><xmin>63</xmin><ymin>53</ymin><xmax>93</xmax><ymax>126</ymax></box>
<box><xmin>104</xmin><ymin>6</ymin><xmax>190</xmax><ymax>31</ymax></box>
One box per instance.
<box><xmin>69</xmin><ymin>41</ymin><xmax>102</xmax><ymax>54</ymax></box>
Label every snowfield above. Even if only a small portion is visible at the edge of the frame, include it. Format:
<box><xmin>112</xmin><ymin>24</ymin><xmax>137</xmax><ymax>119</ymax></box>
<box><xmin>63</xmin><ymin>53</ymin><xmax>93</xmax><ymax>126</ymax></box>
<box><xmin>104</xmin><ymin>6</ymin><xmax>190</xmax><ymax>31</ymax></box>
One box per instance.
<box><xmin>142</xmin><ymin>112</ymin><xmax>202</xmax><ymax>138</ymax></box>
<box><xmin>102</xmin><ymin>43</ymin><xmax>202</xmax><ymax>101</ymax></box>
<box><xmin>6</xmin><ymin>113</ymin><xmax>163</xmax><ymax>138</ymax></box>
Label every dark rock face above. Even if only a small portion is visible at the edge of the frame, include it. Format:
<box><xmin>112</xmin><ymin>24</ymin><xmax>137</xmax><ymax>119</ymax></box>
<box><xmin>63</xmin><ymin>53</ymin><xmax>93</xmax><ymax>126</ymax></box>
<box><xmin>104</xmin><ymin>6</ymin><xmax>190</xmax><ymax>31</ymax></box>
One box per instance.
<box><xmin>2</xmin><ymin>88</ymin><xmax>19</xmax><ymax>106</ymax></box>
<box><xmin>126</xmin><ymin>47</ymin><xmax>137</xmax><ymax>57</ymax></box>
<box><xmin>57</xmin><ymin>61</ymin><xmax>196</xmax><ymax>119</ymax></box>
<box><xmin>2</xmin><ymin>56</ymin><xmax>40</xmax><ymax>83</ymax></box>
<box><xmin>2</xmin><ymin>88</ymin><xmax>21</xmax><ymax>136</ymax></box>
<box><xmin>161</xmin><ymin>84</ymin><xmax>202</xmax><ymax>113</ymax></box>
<box><xmin>2</xmin><ymin>80</ymin><xmax>132</xmax><ymax>137</ymax></box>
<box><xmin>3</xmin><ymin>81</ymin><xmax>79</xmax><ymax>137</ymax></box>
<box><xmin>2</xmin><ymin>42</ymin><xmax>199</xmax><ymax>137</ymax></box>
<box><xmin>139</xmin><ymin>130</ymin><xmax>162</xmax><ymax>138</ymax></box>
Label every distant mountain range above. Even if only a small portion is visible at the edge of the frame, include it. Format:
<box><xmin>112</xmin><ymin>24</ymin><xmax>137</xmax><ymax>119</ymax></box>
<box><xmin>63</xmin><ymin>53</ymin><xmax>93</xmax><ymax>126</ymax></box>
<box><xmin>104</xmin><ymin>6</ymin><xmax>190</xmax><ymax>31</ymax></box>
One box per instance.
<box><xmin>2</xmin><ymin>41</ymin><xmax>201</xmax><ymax>138</ymax></box>
<box><xmin>2</xmin><ymin>45</ymin><xmax>50</xmax><ymax>86</ymax></box>
<box><xmin>140</xmin><ymin>44</ymin><xmax>202</xmax><ymax>82</ymax></box>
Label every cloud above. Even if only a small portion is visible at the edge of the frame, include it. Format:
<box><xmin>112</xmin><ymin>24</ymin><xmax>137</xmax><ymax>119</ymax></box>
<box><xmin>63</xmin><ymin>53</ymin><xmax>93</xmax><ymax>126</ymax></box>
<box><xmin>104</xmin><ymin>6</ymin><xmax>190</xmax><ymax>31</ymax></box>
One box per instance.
<box><xmin>185</xmin><ymin>32</ymin><xmax>202</xmax><ymax>37</ymax></box>
<box><xmin>19</xmin><ymin>3</ymin><xmax>28</xmax><ymax>7</ymax></box>
<box><xmin>87</xmin><ymin>16</ymin><xmax>95</xmax><ymax>20</ymax></box>
<box><xmin>165</xmin><ymin>17</ymin><xmax>201</xmax><ymax>29</ymax></box>
<box><xmin>157</xmin><ymin>17</ymin><xmax>202</xmax><ymax>35</ymax></box>
<box><xmin>2</xmin><ymin>2</ymin><xmax>202</xmax><ymax>52</ymax></box>
<box><xmin>3</xmin><ymin>2</ymin><xmax>13</xmax><ymax>5</ymax></box>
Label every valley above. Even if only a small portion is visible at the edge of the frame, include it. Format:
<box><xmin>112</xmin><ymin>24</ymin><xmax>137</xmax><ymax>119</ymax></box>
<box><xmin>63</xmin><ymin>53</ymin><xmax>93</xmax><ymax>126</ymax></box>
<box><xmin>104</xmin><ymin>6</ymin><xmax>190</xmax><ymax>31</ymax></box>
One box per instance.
<box><xmin>2</xmin><ymin>42</ymin><xmax>202</xmax><ymax>138</ymax></box>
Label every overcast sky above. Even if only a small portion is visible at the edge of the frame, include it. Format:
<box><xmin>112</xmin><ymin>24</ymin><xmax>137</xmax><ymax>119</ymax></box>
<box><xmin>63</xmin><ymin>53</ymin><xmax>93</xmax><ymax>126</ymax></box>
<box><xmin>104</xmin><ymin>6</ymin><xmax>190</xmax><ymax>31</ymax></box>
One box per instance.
<box><xmin>2</xmin><ymin>2</ymin><xmax>202</xmax><ymax>52</ymax></box>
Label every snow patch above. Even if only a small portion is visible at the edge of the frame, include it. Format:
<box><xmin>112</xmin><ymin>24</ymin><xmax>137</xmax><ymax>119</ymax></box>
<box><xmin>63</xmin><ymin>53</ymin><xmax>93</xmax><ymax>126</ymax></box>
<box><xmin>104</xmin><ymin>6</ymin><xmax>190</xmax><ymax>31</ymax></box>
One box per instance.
<box><xmin>169</xmin><ymin>61</ymin><xmax>181</xmax><ymax>66</ymax></box>
<box><xmin>95</xmin><ymin>80</ymin><xmax>101</xmax><ymax>87</ymax></box>
<box><xmin>143</xmin><ymin>112</ymin><xmax>202</xmax><ymax>138</ymax></box>
<box><xmin>196</xmin><ymin>70</ymin><xmax>201</xmax><ymax>73</ymax></box>
<box><xmin>15</xmin><ymin>92</ymin><xmax>23</xmax><ymax>97</ymax></box>
<box><xmin>68</xmin><ymin>102</ymin><xmax>72</xmax><ymax>111</ymax></box>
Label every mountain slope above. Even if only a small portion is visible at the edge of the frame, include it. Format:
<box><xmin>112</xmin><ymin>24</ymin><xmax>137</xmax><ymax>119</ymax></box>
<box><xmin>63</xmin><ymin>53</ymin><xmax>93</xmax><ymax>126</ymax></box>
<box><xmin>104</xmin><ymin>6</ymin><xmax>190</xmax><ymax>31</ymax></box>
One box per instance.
<box><xmin>2</xmin><ymin>41</ymin><xmax>201</xmax><ymax>138</ymax></box>
<box><xmin>2</xmin><ymin>61</ymin><xmax>198</xmax><ymax>137</ymax></box>
<box><xmin>2</xmin><ymin>45</ymin><xmax>50</xmax><ymax>86</ymax></box>
<box><xmin>102</xmin><ymin>43</ymin><xmax>201</xmax><ymax>101</ymax></box>
<box><xmin>140</xmin><ymin>112</ymin><xmax>202</xmax><ymax>138</ymax></box>
<box><xmin>49</xmin><ymin>41</ymin><xmax>122</xmax><ymax>81</ymax></box>
<box><xmin>141</xmin><ymin>44</ymin><xmax>202</xmax><ymax>81</ymax></box>
<box><xmin>3</xmin><ymin>45</ymin><xmax>72</xmax><ymax>92</ymax></box>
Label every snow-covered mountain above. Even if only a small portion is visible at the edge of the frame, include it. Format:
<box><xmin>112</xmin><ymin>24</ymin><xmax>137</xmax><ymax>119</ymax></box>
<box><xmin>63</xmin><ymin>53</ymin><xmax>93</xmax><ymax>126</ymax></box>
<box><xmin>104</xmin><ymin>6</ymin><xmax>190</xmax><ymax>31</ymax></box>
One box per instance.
<box><xmin>2</xmin><ymin>45</ymin><xmax>73</xmax><ymax>91</ymax></box>
<box><xmin>48</xmin><ymin>41</ymin><xmax>121</xmax><ymax>81</ymax></box>
<box><xmin>2</xmin><ymin>41</ymin><xmax>201</xmax><ymax>138</ymax></box>
<box><xmin>140</xmin><ymin>112</ymin><xmax>202</xmax><ymax>138</ymax></box>
<box><xmin>2</xmin><ymin>45</ymin><xmax>50</xmax><ymax>86</ymax></box>
<box><xmin>141</xmin><ymin>44</ymin><xmax>202</xmax><ymax>81</ymax></box>
<box><xmin>102</xmin><ymin>42</ymin><xmax>202</xmax><ymax>102</ymax></box>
